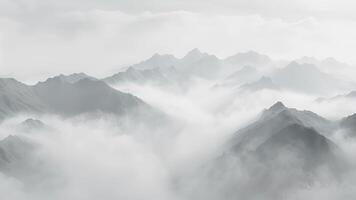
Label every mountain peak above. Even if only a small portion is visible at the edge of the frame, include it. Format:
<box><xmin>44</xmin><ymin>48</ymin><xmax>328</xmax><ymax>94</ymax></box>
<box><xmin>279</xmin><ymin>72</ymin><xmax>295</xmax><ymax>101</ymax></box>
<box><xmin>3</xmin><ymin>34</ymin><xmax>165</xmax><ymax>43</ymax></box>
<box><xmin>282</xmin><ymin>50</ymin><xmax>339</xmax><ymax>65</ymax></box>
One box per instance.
<box><xmin>259</xmin><ymin>101</ymin><xmax>289</xmax><ymax>121</ymax></box>
<box><xmin>186</xmin><ymin>48</ymin><xmax>202</xmax><ymax>56</ymax></box>
<box><xmin>150</xmin><ymin>53</ymin><xmax>175</xmax><ymax>60</ymax></box>
<box><xmin>0</xmin><ymin>78</ymin><xmax>26</xmax><ymax>88</ymax></box>
<box><xmin>268</xmin><ymin>101</ymin><xmax>286</xmax><ymax>112</ymax></box>
<box><xmin>188</xmin><ymin>48</ymin><xmax>201</xmax><ymax>53</ymax></box>
<box><xmin>224</xmin><ymin>51</ymin><xmax>272</xmax><ymax>66</ymax></box>
<box><xmin>182</xmin><ymin>48</ymin><xmax>208</xmax><ymax>62</ymax></box>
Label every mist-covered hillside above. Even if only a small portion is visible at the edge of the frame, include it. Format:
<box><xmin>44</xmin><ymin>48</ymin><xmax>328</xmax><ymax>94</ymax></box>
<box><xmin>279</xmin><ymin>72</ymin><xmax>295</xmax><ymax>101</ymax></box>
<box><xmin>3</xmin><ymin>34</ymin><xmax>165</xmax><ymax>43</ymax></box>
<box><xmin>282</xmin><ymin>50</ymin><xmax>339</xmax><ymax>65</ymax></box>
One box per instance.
<box><xmin>1</xmin><ymin>49</ymin><xmax>356</xmax><ymax>200</ymax></box>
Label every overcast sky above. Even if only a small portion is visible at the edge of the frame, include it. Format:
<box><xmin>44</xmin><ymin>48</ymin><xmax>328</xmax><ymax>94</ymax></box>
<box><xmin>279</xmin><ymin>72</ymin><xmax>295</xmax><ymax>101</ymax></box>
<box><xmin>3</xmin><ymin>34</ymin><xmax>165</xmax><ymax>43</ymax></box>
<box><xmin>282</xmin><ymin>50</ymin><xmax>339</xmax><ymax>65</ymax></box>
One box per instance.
<box><xmin>1</xmin><ymin>0</ymin><xmax>356</xmax><ymax>82</ymax></box>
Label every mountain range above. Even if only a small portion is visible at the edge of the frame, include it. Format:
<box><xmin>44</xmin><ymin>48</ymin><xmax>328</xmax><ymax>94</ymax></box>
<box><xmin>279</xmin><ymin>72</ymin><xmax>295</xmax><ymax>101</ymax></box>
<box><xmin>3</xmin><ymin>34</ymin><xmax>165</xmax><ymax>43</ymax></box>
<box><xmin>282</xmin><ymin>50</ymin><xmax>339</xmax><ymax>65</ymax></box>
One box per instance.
<box><xmin>103</xmin><ymin>49</ymin><xmax>356</xmax><ymax>96</ymax></box>
<box><xmin>0</xmin><ymin>75</ymin><xmax>157</xmax><ymax>121</ymax></box>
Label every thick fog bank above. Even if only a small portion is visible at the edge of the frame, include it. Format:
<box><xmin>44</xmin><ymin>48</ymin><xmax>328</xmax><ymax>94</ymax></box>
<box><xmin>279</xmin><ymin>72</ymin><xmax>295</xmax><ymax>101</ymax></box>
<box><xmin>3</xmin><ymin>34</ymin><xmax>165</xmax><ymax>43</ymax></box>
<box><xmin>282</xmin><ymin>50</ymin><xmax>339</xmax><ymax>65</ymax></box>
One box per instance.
<box><xmin>1</xmin><ymin>78</ymin><xmax>356</xmax><ymax>200</ymax></box>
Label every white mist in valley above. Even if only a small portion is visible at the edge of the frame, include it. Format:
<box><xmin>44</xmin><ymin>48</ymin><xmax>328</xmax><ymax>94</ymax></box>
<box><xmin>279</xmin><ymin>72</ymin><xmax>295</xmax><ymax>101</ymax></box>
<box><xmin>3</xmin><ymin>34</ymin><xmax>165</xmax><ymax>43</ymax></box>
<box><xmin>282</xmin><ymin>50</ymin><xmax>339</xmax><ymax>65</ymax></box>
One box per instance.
<box><xmin>1</xmin><ymin>60</ymin><xmax>356</xmax><ymax>199</ymax></box>
<box><xmin>2</xmin><ymin>1</ymin><xmax>356</xmax><ymax>198</ymax></box>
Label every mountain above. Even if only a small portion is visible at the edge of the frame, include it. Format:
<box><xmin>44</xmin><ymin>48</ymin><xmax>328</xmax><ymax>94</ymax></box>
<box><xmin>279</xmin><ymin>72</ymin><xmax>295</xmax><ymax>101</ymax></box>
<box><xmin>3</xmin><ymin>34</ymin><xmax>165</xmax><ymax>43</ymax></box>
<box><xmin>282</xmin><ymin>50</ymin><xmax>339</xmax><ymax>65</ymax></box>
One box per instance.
<box><xmin>0</xmin><ymin>135</ymin><xmax>37</xmax><ymax>179</ymax></box>
<box><xmin>186</xmin><ymin>102</ymin><xmax>343</xmax><ymax>200</ymax></box>
<box><xmin>272</xmin><ymin>62</ymin><xmax>349</xmax><ymax>95</ymax></box>
<box><xmin>217</xmin><ymin>66</ymin><xmax>261</xmax><ymax>87</ymax></box>
<box><xmin>296</xmin><ymin>56</ymin><xmax>354</xmax><ymax>79</ymax></box>
<box><xmin>340</xmin><ymin>113</ymin><xmax>356</xmax><ymax>137</ymax></box>
<box><xmin>239</xmin><ymin>76</ymin><xmax>279</xmax><ymax>92</ymax></box>
<box><xmin>114</xmin><ymin>49</ymin><xmax>276</xmax><ymax>81</ymax></box>
<box><xmin>180</xmin><ymin>48</ymin><xmax>210</xmax><ymax>65</ymax></box>
<box><xmin>296</xmin><ymin>56</ymin><xmax>319</xmax><ymax>65</ymax></box>
<box><xmin>0</xmin><ymin>78</ymin><xmax>46</xmax><ymax>121</ymax></box>
<box><xmin>131</xmin><ymin>53</ymin><xmax>179</xmax><ymax>70</ymax></box>
<box><xmin>33</xmin><ymin>77</ymin><xmax>149</xmax><ymax>117</ymax></box>
<box><xmin>129</xmin><ymin>49</ymin><xmax>226</xmax><ymax>79</ymax></box>
<box><xmin>175</xmin><ymin>48</ymin><xmax>223</xmax><ymax>79</ymax></box>
<box><xmin>181</xmin><ymin>54</ymin><xmax>222</xmax><ymax>79</ymax></box>
<box><xmin>103</xmin><ymin>67</ymin><xmax>171</xmax><ymax>85</ymax></box>
<box><xmin>18</xmin><ymin>118</ymin><xmax>47</xmax><ymax>132</ymax></box>
<box><xmin>316</xmin><ymin>90</ymin><xmax>356</xmax><ymax>102</ymax></box>
<box><xmin>0</xmin><ymin>76</ymin><xmax>158</xmax><ymax>121</ymax></box>
<box><xmin>224</xmin><ymin>51</ymin><xmax>272</xmax><ymax>67</ymax></box>
<box><xmin>221</xmin><ymin>51</ymin><xmax>273</xmax><ymax>78</ymax></box>
<box><xmin>229</xmin><ymin>102</ymin><xmax>335</xmax><ymax>153</ymax></box>
<box><xmin>254</xmin><ymin>123</ymin><xmax>339</xmax><ymax>171</ymax></box>
<box><xmin>55</xmin><ymin>73</ymin><xmax>97</xmax><ymax>83</ymax></box>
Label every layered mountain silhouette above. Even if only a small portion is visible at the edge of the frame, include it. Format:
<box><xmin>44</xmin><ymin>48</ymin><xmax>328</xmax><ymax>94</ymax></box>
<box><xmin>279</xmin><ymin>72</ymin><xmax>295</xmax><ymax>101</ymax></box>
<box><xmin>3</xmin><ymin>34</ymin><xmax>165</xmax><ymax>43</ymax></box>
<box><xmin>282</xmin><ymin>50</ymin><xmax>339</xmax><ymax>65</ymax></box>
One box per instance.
<box><xmin>316</xmin><ymin>90</ymin><xmax>356</xmax><ymax>102</ymax></box>
<box><xmin>55</xmin><ymin>73</ymin><xmax>97</xmax><ymax>83</ymax></box>
<box><xmin>224</xmin><ymin>51</ymin><xmax>272</xmax><ymax>69</ymax></box>
<box><xmin>0</xmin><ymin>76</ymin><xmax>156</xmax><ymax>121</ymax></box>
<box><xmin>272</xmin><ymin>62</ymin><xmax>354</xmax><ymax>95</ymax></box>
<box><xmin>122</xmin><ymin>49</ymin><xmax>273</xmax><ymax>80</ymax></box>
<box><xmin>296</xmin><ymin>56</ymin><xmax>356</xmax><ymax>80</ymax></box>
<box><xmin>103</xmin><ymin>67</ymin><xmax>170</xmax><ymax>85</ymax></box>
<box><xmin>130</xmin><ymin>53</ymin><xmax>179</xmax><ymax>70</ymax></box>
<box><xmin>112</xmin><ymin>50</ymin><xmax>355</xmax><ymax>95</ymax></box>
<box><xmin>217</xmin><ymin>66</ymin><xmax>261</xmax><ymax>87</ymax></box>
<box><xmin>239</xmin><ymin>76</ymin><xmax>279</xmax><ymax>92</ymax></box>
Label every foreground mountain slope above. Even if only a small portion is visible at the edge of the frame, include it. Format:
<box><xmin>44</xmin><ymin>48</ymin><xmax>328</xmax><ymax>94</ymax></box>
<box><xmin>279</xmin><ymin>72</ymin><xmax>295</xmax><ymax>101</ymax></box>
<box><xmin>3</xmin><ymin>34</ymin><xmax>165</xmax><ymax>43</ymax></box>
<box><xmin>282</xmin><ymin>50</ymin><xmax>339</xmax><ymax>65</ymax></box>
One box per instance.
<box><xmin>183</xmin><ymin>102</ymin><xmax>344</xmax><ymax>200</ymax></box>
<box><xmin>230</xmin><ymin>102</ymin><xmax>334</xmax><ymax>153</ymax></box>
<box><xmin>272</xmin><ymin>62</ymin><xmax>351</xmax><ymax>95</ymax></box>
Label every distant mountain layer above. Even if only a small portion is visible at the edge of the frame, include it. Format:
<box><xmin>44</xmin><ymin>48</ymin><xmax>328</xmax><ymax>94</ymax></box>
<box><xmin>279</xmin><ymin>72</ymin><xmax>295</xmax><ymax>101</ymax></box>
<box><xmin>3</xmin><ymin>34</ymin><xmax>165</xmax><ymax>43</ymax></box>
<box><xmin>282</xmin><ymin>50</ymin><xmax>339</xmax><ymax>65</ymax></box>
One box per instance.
<box><xmin>239</xmin><ymin>76</ymin><xmax>279</xmax><ymax>92</ymax></box>
<box><xmin>121</xmin><ymin>49</ymin><xmax>273</xmax><ymax>80</ymax></box>
<box><xmin>272</xmin><ymin>62</ymin><xmax>351</xmax><ymax>95</ymax></box>
<box><xmin>103</xmin><ymin>67</ymin><xmax>175</xmax><ymax>86</ymax></box>
<box><xmin>224</xmin><ymin>51</ymin><xmax>272</xmax><ymax>67</ymax></box>
<box><xmin>217</xmin><ymin>66</ymin><xmax>261</xmax><ymax>87</ymax></box>
<box><xmin>0</xmin><ymin>75</ymin><xmax>155</xmax><ymax>121</ymax></box>
<box><xmin>101</xmin><ymin>49</ymin><xmax>356</xmax><ymax>96</ymax></box>
<box><xmin>316</xmin><ymin>90</ymin><xmax>356</xmax><ymax>102</ymax></box>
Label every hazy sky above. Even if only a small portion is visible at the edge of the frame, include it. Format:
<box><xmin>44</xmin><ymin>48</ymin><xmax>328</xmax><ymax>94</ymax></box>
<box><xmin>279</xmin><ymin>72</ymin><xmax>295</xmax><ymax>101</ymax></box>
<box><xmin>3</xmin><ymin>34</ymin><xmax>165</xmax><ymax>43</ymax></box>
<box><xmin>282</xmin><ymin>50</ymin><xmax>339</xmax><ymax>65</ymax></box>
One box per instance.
<box><xmin>1</xmin><ymin>0</ymin><xmax>356</xmax><ymax>82</ymax></box>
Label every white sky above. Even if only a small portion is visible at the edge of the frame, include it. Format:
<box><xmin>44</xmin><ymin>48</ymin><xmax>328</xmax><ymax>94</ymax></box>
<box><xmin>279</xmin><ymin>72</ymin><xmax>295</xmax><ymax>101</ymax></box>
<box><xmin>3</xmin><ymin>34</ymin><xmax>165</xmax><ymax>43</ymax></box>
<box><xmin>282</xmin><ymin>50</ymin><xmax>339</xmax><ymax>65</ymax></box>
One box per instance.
<box><xmin>1</xmin><ymin>0</ymin><xmax>356</xmax><ymax>82</ymax></box>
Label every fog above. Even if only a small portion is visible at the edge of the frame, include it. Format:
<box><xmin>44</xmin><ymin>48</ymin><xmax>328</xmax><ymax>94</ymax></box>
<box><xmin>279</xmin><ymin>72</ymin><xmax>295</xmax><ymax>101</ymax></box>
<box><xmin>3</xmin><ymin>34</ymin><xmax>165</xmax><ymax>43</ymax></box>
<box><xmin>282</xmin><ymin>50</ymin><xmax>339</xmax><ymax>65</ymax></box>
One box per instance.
<box><xmin>1</xmin><ymin>75</ymin><xmax>356</xmax><ymax>200</ymax></box>
<box><xmin>2</xmin><ymin>0</ymin><xmax>356</xmax><ymax>198</ymax></box>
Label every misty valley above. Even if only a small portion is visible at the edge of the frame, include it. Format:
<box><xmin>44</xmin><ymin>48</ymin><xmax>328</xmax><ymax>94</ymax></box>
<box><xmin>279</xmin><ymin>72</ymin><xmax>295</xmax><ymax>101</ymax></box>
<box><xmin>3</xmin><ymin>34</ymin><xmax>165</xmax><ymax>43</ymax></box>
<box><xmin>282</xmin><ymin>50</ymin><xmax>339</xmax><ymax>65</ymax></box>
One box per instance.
<box><xmin>1</xmin><ymin>49</ymin><xmax>356</xmax><ymax>200</ymax></box>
